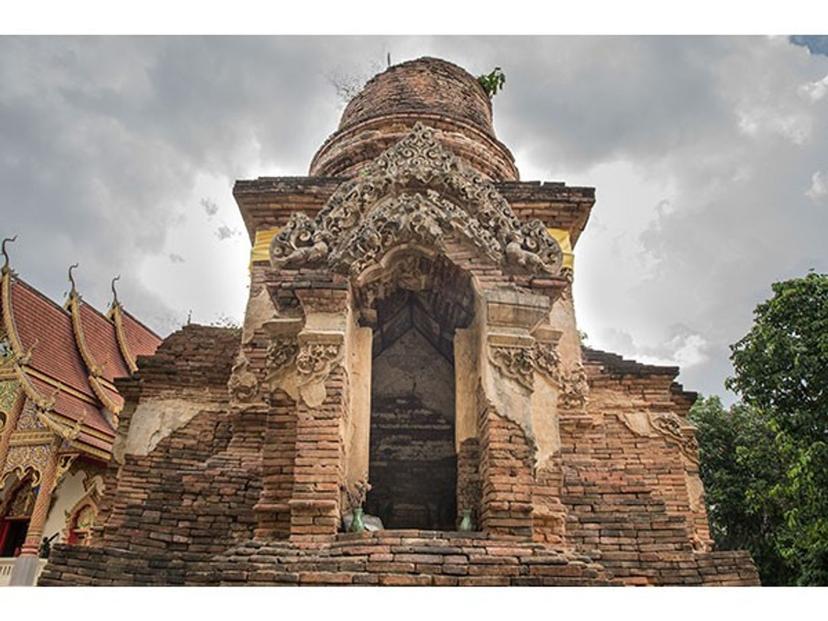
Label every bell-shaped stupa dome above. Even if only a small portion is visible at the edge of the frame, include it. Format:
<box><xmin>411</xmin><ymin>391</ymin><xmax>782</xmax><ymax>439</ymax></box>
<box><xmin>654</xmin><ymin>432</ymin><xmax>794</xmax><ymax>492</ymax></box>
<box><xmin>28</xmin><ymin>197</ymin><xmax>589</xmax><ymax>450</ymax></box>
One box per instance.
<box><xmin>310</xmin><ymin>57</ymin><xmax>518</xmax><ymax>181</ymax></box>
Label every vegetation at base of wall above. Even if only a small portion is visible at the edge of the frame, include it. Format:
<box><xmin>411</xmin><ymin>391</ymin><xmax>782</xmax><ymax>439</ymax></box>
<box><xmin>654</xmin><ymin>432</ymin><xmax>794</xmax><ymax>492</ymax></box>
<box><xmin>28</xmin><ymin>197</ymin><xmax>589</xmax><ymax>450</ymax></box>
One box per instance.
<box><xmin>478</xmin><ymin>67</ymin><xmax>506</xmax><ymax>98</ymax></box>
<box><xmin>691</xmin><ymin>271</ymin><xmax>828</xmax><ymax>586</ymax></box>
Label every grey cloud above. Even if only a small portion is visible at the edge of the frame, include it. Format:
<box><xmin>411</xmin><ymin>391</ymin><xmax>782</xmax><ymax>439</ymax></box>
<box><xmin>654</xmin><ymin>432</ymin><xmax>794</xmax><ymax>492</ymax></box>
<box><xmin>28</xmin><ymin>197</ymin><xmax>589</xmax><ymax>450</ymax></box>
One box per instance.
<box><xmin>215</xmin><ymin>225</ymin><xmax>240</xmax><ymax>241</ymax></box>
<box><xmin>201</xmin><ymin>198</ymin><xmax>219</xmax><ymax>217</ymax></box>
<box><xmin>2</xmin><ymin>36</ymin><xmax>826</xmax><ymax>404</ymax></box>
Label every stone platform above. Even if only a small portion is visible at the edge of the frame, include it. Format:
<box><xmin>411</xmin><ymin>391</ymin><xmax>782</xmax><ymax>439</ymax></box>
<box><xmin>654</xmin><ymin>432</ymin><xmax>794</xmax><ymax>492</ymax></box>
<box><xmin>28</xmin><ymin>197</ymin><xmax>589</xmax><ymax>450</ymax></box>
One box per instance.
<box><xmin>39</xmin><ymin>530</ymin><xmax>758</xmax><ymax>586</ymax></box>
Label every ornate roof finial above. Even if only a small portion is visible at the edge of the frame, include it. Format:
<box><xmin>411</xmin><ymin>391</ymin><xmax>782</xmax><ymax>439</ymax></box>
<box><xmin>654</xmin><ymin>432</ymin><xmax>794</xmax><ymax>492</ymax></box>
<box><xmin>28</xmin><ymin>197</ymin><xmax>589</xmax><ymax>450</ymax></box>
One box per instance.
<box><xmin>2</xmin><ymin>235</ymin><xmax>17</xmax><ymax>272</ymax></box>
<box><xmin>110</xmin><ymin>274</ymin><xmax>121</xmax><ymax>307</ymax></box>
<box><xmin>68</xmin><ymin>263</ymin><xmax>79</xmax><ymax>296</ymax></box>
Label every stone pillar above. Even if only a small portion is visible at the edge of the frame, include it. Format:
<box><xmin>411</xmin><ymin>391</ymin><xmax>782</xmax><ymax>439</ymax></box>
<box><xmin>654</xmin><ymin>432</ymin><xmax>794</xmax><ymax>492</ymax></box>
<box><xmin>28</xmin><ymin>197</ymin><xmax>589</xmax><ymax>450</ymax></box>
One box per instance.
<box><xmin>9</xmin><ymin>434</ymin><xmax>60</xmax><ymax>586</ymax></box>
<box><xmin>477</xmin><ymin>289</ymin><xmax>551</xmax><ymax>540</ymax></box>
<box><xmin>343</xmin><ymin>324</ymin><xmax>372</xmax><ymax>492</ymax></box>
<box><xmin>454</xmin><ymin>327</ymin><xmax>481</xmax><ymax>526</ymax></box>
<box><xmin>287</xmin><ymin>289</ymin><xmax>350</xmax><ymax>544</ymax></box>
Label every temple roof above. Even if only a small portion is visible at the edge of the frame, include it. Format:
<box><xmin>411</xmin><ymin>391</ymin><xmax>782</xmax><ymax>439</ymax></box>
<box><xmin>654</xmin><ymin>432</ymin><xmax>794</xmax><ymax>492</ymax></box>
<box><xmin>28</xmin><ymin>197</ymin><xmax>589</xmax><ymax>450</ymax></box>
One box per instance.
<box><xmin>1</xmin><ymin>263</ymin><xmax>162</xmax><ymax>460</ymax></box>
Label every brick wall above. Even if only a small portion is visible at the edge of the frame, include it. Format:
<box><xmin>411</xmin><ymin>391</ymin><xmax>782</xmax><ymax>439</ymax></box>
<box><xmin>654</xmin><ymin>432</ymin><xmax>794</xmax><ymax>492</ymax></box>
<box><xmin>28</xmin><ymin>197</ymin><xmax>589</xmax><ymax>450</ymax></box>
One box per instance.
<box><xmin>478</xmin><ymin>399</ymin><xmax>534</xmax><ymax>539</ymax></box>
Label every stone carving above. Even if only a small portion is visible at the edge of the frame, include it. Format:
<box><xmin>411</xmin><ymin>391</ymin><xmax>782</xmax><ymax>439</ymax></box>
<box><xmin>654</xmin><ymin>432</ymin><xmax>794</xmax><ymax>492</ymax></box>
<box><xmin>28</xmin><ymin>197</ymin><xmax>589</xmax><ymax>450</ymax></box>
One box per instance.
<box><xmin>293</xmin><ymin>339</ymin><xmax>344</xmax><ymax>407</ymax></box>
<box><xmin>355</xmin><ymin>253</ymin><xmax>431</xmax><ymax>319</ymax></box>
<box><xmin>651</xmin><ymin>412</ymin><xmax>700</xmax><ymax>464</ymax></box>
<box><xmin>533</xmin><ymin>342</ymin><xmax>562</xmax><ymax>385</ymax></box>
<box><xmin>296</xmin><ymin>342</ymin><xmax>341</xmax><ymax>381</ymax></box>
<box><xmin>559</xmin><ymin>363</ymin><xmax>589</xmax><ymax>410</ymax></box>
<box><xmin>242</xmin><ymin>286</ymin><xmax>278</xmax><ymax>345</ymax></box>
<box><xmin>616</xmin><ymin>411</ymin><xmax>700</xmax><ymax>465</ymax></box>
<box><xmin>228</xmin><ymin>352</ymin><xmax>259</xmax><ymax>403</ymax></box>
<box><xmin>266</xmin><ymin>337</ymin><xmax>299</xmax><ymax>375</ymax></box>
<box><xmin>488</xmin><ymin>341</ymin><xmax>563</xmax><ymax>392</ymax></box>
<box><xmin>330</xmin><ymin>191</ymin><xmax>504</xmax><ymax>277</ymax></box>
<box><xmin>269</xmin><ymin>212</ymin><xmax>329</xmax><ymax>269</ymax></box>
<box><xmin>270</xmin><ymin>123</ymin><xmax>562</xmax><ymax>277</ymax></box>
<box><xmin>488</xmin><ymin>345</ymin><xmax>535</xmax><ymax>391</ymax></box>
<box><xmin>261</xmin><ymin>331</ymin><xmax>342</xmax><ymax>408</ymax></box>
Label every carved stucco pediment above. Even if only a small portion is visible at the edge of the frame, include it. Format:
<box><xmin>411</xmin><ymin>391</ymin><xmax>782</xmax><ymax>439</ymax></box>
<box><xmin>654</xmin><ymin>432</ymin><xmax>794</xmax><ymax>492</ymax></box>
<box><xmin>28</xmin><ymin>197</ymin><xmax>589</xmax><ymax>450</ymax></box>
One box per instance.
<box><xmin>616</xmin><ymin>410</ymin><xmax>700</xmax><ymax>465</ymax></box>
<box><xmin>270</xmin><ymin>123</ymin><xmax>563</xmax><ymax>277</ymax></box>
<box><xmin>259</xmin><ymin>332</ymin><xmax>344</xmax><ymax>408</ymax></box>
<box><xmin>487</xmin><ymin>341</ymin><xmax>563</xmax><ymax>392</ymax></box>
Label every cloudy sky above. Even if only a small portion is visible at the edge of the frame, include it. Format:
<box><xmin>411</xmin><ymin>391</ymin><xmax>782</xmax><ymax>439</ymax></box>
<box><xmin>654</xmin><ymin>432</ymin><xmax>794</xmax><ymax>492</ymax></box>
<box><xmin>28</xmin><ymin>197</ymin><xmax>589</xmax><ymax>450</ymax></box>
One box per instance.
<box><xmin>1</xmin><ymin>36</ymin><xmax>826</xmax><ymax>402</ymax></box>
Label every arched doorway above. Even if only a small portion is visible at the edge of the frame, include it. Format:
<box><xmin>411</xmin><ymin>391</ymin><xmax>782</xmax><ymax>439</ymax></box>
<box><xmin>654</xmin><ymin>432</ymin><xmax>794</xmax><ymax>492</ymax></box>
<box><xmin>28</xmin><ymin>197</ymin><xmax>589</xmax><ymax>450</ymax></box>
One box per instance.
<box><xmin>355</xmin><ymin>250</ymin><xmax>475</xmax><ymax>530</ymax></box>
<box><xmin>0</xmin><ymin>474</ymin><xmax>36</xmax><ymax>557</ymax></box>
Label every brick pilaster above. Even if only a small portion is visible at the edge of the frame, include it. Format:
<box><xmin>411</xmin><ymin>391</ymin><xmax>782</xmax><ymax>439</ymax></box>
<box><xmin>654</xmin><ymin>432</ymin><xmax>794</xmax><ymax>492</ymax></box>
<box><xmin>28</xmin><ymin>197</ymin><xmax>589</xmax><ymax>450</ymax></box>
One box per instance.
<box><xmin>289</xmin><ymin>366</ymin><xmax>346</xmax><ymax>543</ymax></box>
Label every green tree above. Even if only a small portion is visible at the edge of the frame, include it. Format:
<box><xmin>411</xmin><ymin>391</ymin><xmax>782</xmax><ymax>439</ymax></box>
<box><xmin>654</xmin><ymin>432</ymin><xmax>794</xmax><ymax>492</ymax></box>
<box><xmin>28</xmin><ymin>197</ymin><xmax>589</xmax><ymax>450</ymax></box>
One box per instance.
<box><xmin>692</xmin><ymin>272</ymin><xmax>828</xmax><ymax>585</ymax></box>
<box><xmin>690</xmin><ymin>396</ymin><xmax>795</xmax><ymax>584</ymax></box>
<box><xmin>727</xmin><ymin>271</ymin><xmax>828</xmax><ymax>440</ymax></box>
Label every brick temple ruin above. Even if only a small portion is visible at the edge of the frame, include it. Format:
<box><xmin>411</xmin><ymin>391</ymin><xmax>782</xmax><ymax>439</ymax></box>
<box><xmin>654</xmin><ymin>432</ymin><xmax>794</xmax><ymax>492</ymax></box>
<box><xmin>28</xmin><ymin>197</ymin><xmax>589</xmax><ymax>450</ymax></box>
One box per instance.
<box><xmin>40</xmin><ymin>57</ymin><xmax>760</xmax><ymax>586</ymax></box>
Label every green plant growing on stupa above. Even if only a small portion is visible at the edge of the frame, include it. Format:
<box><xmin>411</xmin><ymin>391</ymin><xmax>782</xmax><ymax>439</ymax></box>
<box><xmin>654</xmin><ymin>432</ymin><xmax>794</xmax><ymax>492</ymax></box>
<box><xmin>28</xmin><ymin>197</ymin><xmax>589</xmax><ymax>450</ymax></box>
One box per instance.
<box><xmin>478</xmin><ymin>67</ymin><xmax>506</xmax><ymax>98</ymax></box>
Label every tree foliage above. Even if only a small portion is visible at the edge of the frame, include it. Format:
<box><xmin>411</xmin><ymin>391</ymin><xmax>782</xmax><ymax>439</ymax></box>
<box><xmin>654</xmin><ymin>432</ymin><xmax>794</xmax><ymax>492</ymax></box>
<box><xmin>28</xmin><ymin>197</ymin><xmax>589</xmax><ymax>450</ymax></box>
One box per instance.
<box><xmin>691</xmin><ymin>272</ymin><xmax>828</xmax><ymax>585</ymax></box>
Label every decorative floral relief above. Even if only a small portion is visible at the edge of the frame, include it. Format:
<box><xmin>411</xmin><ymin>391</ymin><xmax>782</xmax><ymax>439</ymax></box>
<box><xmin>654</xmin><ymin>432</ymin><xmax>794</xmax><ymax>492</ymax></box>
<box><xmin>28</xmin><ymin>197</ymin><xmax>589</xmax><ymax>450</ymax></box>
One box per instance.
<box><xmin>534</xmin><ymin>343</ymin><xmax>562</xmax><ymax>385</ymax></box>
<box><xmin>270</xmin><ymin>123</ymin><xmax>563</xmax><ymax>277</ymax></box>
<box><xmin>651</xmin><ymin>412</ymin><xmax>700</xmax><ymax>464</ymax></box>
<box><xmin>296</xmin><ymin>342</ymin><xmax>341</xmax><ymax>380</ymax></box>
<box><xmin>0</xmin><ymin>379</ymin><xmax>19</xmax><ymax>422</ymax></box>
<box><xmin>228</xmin><ymin>352</ymin><xmax>259</xmax><ymax>403</ymax></box>
<box><xmin>2</xmin><ymin>444</ymin><xmax>52</xmax><ymax>486</ymax></box>
<box><xmin>329</xmin><ymin>191</ymin><xmax>503</xmax><ymax>277</ymax></box>
<box><xmin>266</xmin><ymin>337</ymin><xmax>299</xmax><ymax>375</ymax></box>
<box><xmin>558</xmin><ymin>363</ymin><xmax>589</xmax><ymax>410</ymax></box>
<box><xmin>488</xmin><ymin>341</ymin><xmax>563</xmax><ymax>391</ymax></box>
<box><xmin>616</xmin><ymin>411</ymin><xmax>700</xmax><ymax>465</ymax></box>
<box><xmin>488</xmin><ymin>345</ymin><xmax>536</xmax><ymax>391</ymax></box>
<box><xmin>16</xmin><ymin>402</ymin><xmax>45</xmax><ymax>431</ymax></box>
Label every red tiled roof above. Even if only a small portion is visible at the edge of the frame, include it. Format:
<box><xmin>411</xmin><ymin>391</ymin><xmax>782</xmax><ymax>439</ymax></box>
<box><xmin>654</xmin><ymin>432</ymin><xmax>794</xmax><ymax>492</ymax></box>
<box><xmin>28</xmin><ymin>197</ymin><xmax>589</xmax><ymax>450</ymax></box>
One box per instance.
<box><xmin>79</xmin><ymin>301</ymin><xmax>131</xmax><ymax>382</ymax></box>
<box><xmin>3</xmin><ymin>272</ymin><xmax>161</xmax><ymax>459</ymax></box>
<box><xmin>11</xmin><ymin>279</ymin><xmax>95</xmax><ymax>400</ymax></box>
<box><xmin>28</xmin><ymin>376</ymin><xmax>113</xmax><ymax>439</ymax></box>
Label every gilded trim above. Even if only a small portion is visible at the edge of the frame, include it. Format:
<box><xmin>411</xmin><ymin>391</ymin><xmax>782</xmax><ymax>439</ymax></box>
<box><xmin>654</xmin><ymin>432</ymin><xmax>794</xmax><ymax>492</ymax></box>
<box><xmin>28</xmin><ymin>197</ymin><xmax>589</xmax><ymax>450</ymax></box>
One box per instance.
<box><xmin>45</xmin><ymin>409</ymin><xmax>114</xmax><ymax>444</ymax></box>
<box><xmin>14</xmin><ymin>364</ymin><xmax>55</xmax><ymax>410</ymax></box>
<box><xmin>88</xmin><ymin>374</ymin><xmax>122</xmax><ymax>415</ymax></box>
<box><xmin>67</xmin><ymin>290</ymin><xmax>123</xmax><ymax>414</ymax></box>
<box><xmin>23</xmin><ymin>366</ymin><xmax>96</xmax><ymax>405</ymax></box>
<box><xmin>109</xmin><ymin>304</ymin><xmax>138</xmax><ymax>374</ymax></box>
<box><xmin>1</xmin><ymin>267</ymin><xmax>24</xmax><ymax>357</ymax></box>
<box><xmin>68</xmin><ymin>290</ymin><xmax>104</xmax><ymax>378</ymax></box>
<box><xmin>9</xmin><ymin>430</ymin><xmax>54</xmax><ymax>446</ymax></box>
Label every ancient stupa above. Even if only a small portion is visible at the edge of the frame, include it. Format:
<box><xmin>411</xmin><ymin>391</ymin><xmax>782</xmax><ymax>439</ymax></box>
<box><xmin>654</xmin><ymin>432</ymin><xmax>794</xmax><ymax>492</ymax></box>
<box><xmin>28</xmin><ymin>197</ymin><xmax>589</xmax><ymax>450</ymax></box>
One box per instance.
<box><xmin>41</xmin><ymin>57</ymin><xmax>759</xmax><ymax>586</ymax></box>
